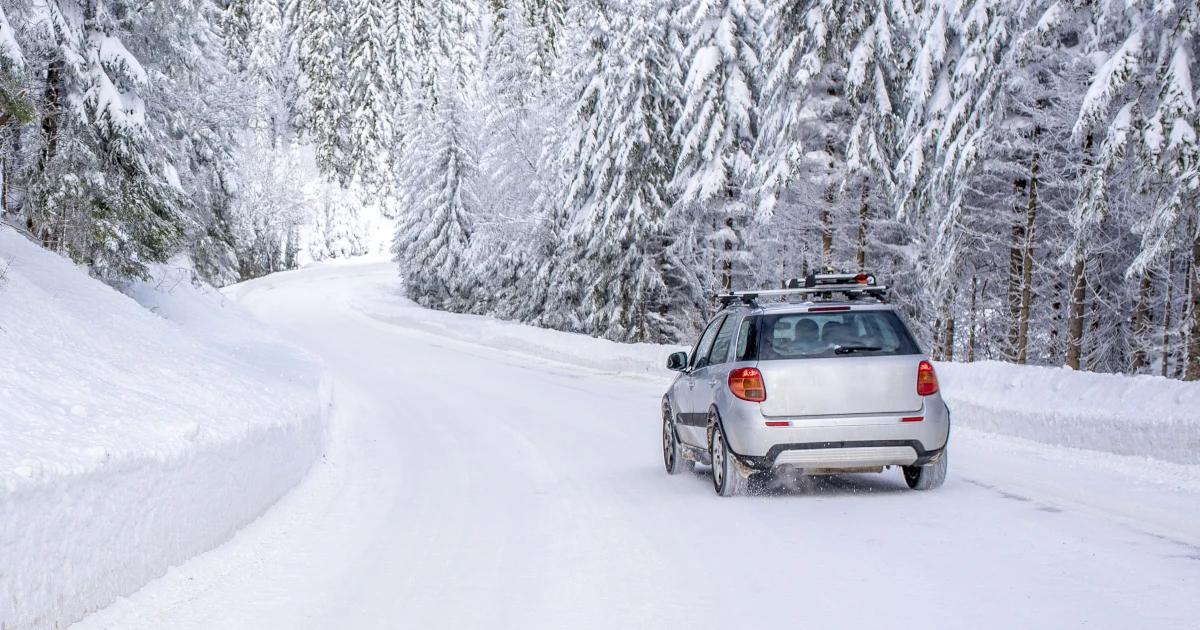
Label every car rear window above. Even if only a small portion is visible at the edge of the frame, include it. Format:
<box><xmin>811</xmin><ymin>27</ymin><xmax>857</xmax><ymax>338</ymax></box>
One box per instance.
<box><xmin>747</xmin><ymin>311</ymin><xmax>921</xmax><ymax>361</ymax></box>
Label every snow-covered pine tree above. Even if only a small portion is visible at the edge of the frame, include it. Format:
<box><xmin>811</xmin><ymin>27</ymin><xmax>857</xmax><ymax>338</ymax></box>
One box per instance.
<box><xmin>227</xmin><ymin>139</ymin><xmax>311</xmax><ymax>278</ymax></box>
<box><xmin>346</xmin><ymin>0</ymin><xmax>394</xmax><ymax>192</ymax></box>
<box><xmin>756</xmin><ymin>0</ymin><xmax>890</xmax><ymax>300</ymax></box>
<box><xmin>889</xmin><ymin>0</ymin><xmax>1073</xmax><ymax>356</ymax></box>
<box><xmin>0</xmin><ymin>2</ymin><xmax>31</xmax><ymax>138</ymax></box>
<box><xmin>439</xmin><ymin>0</ymin><xmax>479</xmax><ymax>97</ymax></box>
<box><xmin>222</xmin><ymin>0</ymin><xmax>255</xmax><ymax>72</ymax></box>
<box><xmin>393</xmin><ymin>84</ymin><xmax>480</xmax><ymax>308</ymax></box>
<box><xmin>291</xmin><ymin>0</ymin><xmax>345</xmax><ymax>180</ymax></box>
<box><xmin>223</xmin><ymin>0</ymin><xmax>287</xmax><ymax>137</ymax></box>
<box><xmin>752</xmin><ymin>0</ymin><xmax>816</xmax><ymax>221</ymax></box>
<box><xmin>466</xmin><ymin>0</ymin><xmax>558</xmax><ymax>319</ymax></box>
<box><xmin>840</xmin><ymin>0</ymin><xmax>908</xmax><ymax>203</ymax></box>
<box><xmin>554</xmin><ymin>1</ymin><xmax>691</xmax><ymax>343</ymax></box>
<box><xmin>309</xmin><ymin>183</ymin><xmax>370</xmax><ymax>262</ymax></box>
<box><xmin>952</xmin><ymin>14</ymin><xmax>1092</xmax><ymax>366</ymax></box>
<box><xmin>22</xmin><ymin>0</ymin><xmax>186</xmax><ymax>280</ymax></box>
<box><xmin>384</xmin><ymin>0</ymin><xmax>414</xmax><ymax>133</ymax></box>
<box><xmin>1075</xmin><ymin>1</ymin><xmax>1200</xmax><ymax>378</ymax></box>
<box><xmin>1061</xmin><ymin>1</ymin><xmax>1178</xmax><ymax>371</ymax></box>
<box><xmin>523</xmin><ymin>0</ymin><xmax>617</xmax><ymax>332</ymax></box>
<box><xmin>673</xmin><ymin>0</ymin><xmax>765</xmax><ymax>295</ymax></box>
<box><xmin>400</xmin><ymin>0</ymin><xmax>436</xmax><ymax>102</ymax></box>
<box><xmin>393</xmin><ymin>0</ymin><xmax>480</xmax><ymax>310</ymax></box>
<box><xmin>246</xmin><ymin>0</ymin><xmax>285</xmax><ymax>83</ymax></box>
<box><xmin>524</xmin><ymin>0</ymin><xmax>567</xmax><ymax>81</ymax></box>
<box><xmin>0</xmin><ymin>1</ymin><xmax>32</xmax><ymax>220</ymax></box>
<box><xmin>0</xmin><ymin>3</ymin><xmax>24</xmax><ymax>75</ymax></box>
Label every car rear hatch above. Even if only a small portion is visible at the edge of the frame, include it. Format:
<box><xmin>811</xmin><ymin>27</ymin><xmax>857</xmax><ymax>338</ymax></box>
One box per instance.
<box><xmin>746</xmin><ymin>308</ymin><xmax>927</xmax><ymax>418</ymax></box>
<box><xmin>757</xmin><ymin>355</ymin><xmax>924</xmax><ymax>417</ymax></box>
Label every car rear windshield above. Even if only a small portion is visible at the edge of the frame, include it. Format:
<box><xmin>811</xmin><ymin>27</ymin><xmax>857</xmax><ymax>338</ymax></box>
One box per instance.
<box><xmin>737</xmin><ymin>310</ymin><xmax>921</xmax><ymax>361</ymax></box>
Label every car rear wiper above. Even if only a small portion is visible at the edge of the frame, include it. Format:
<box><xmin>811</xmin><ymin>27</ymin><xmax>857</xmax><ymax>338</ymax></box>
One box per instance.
<box><xmin>834</xmin><ymin>345</ymin><xmax>883</xmax><ymax>354</ymax></box>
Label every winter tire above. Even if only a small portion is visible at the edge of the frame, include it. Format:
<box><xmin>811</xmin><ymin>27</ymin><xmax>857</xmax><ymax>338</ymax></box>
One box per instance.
<box><xmin>904</xmin><ymin>449</ymin><xmax>948</xmax><ymax>490</ymax></box>
<box><xmin>663</xmin><ymin>404</ymin><xmax>693</xmax><ymax>475</ymax></box>
<box><xmin>710</xmin><ymin>419</ymin><xmax>747</xmax><ymax>497</ymax></box>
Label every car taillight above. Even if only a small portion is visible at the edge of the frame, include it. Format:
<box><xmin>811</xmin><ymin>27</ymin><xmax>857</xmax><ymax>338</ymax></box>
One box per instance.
<box><xmin>729</xmin><ymin>367</ymin><xmax>766</xmax><ymax>402</ymax></box>
<box><xmin>917</xmin><ymin>361</ymin><xmax>939</xmax><ymax>396</ymax></box>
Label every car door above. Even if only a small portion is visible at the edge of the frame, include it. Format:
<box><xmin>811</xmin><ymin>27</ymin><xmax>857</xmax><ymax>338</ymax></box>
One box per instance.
<box><xmin>675</xmin><ymin>315</ymin><xmax>726</xmax><ymax>447</ymax></box>
<box><xmin>690</xmin><ymin>314</ymin><xmax>741</xmax><ymax>428</ymax></box>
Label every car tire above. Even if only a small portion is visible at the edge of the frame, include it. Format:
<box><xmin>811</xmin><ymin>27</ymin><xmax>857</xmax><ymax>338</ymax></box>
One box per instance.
<box><xmin>663</xmin><ymin>405</ymin><xmax>693</xmax><ymax>476</ymax></box>
<box><xmin>710</xmin><ymin>420</ymin><xmax>747</xmax><ymax>497</ymax></box>
<box><xmin>903</xmin><ymin>450</ymin><xmax>948</xmax><ymax>490</ymax></box>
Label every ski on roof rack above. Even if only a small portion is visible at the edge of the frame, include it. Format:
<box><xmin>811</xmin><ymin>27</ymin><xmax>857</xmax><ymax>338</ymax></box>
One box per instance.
<box><xmin>716</xmin><ymin>269</ymin><xmax>889</xmax><ymax>308</ymax></box>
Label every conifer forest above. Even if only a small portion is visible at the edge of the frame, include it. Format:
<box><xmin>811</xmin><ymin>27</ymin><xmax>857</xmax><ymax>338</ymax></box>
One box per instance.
<box><xmin>1</xmin><ymin>0</ymin><xmax>1199</xmax><ymax>379</ymax></box>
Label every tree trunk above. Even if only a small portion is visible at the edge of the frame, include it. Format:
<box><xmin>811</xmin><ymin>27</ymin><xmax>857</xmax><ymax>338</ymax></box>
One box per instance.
<box><xmin>821</xmin><ymin>185</ymin><xmax>834</xmax><ymax>265</ymax></box>
<box><xmin>1131</xmin><ymin>273</ymin><xmax>1152</xmax><ymax>372</ymax></box>
<box><xmin>1162</xmin><ymin>252</ymin><xmax>1175</xmax><ymax>377</ymax></box>
<box><xmin>944</xmin><ymin>290</ymin><xmax>956</xmax><ymax>362</ymax></box>
<box><xmin>820</xmin><ymin>212</ymin><xmax>832</xmax><ymax>266</ymax></box>
<box><xmin>1017</xmin><ymin>131</ymin><xmax>1039</xmax><ymax>364</ymax></box>
<box><xmin>932</xmin><ymin>318</ymin><xmax>943</xmax><ymax>360</ymax></box>
<box><xmin>1087</xmin><ymin>282</ymin><xmax>1102</xmax><ymax>372</ymax></box>
<box><xmin>1006</xmin><ymin>178</ymin><xmax>1026</xmax><ymax>362</ymax></box>
<box><xmin>1064</xmin><ymin>133</ymin><xmax>1093</xmax><ymax>371</ymax></box>
<box><xmin>856</xmin><ymin>178</ymin><xmax>868</xmax><ymax>272</ymax></box>
<box><xmin>1179</xmin><ymin>254</ymin><xmax>1192</xmax><ymax>378</ymax></box>
<box><xmin>968</xmin><ymin>276</ymin><xmax>978</xmax><ymax>362</ymax></box>
<box><xmin>709</xmin><ymin>218</ymin><xmax>718</xmax><ymax>292</ymax></box>
<box><xmin>721</xmin><ymin>216</ymin><xmax>733</xmax><ymax>292</ymax></box>
<box><xmin>1185</xmin><ymin>235</ymin><xmax>1200</xmax><ymax>381</ymax></box>
<box><xmin>1</xmin><ymin>155</ymin><xmax>7</xmax><ymax>216</ymax></box>
<box><xmin>38</xmin><ymin>65</ymin><xmax>60</xmax><ymax>173</ymax></box>
<box><xmin>36</xmin><ymin>63</ymin><xmax>63</xmax><ymax>250</ymax></box>
<box><xmin>1049</xmin><ymin>279</ymin><xmax>1063</xmax><ymax>363</ymax></box>
<box><xmin>780</xmin><ymin>240</ymin><xmax>789</xmax><ymax>288</ymax></box>
<box><xmin>1065</xmin><ymin>258</ymin><xmax>1087</xmax><ymax>370</ymax></box>
<box><xmin>0</xmin><ymin>131</ymin><xmax>12</xmax><ymax>215</ymax></box>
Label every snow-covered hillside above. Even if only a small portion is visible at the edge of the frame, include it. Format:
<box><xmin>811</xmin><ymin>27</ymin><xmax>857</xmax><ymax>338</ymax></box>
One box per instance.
<box><xmin>0</xmin><ymin>228</ymin><xmax>330</xmax><ymax>630</ymax></box>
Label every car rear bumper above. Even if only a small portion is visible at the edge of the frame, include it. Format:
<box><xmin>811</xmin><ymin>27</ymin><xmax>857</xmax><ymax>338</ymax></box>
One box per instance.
<box><xmin>738</xmin><ymin>440</ymin><xmax>945</xmax><ymax>471</ymax></box>
<box><xmin>719</xmin><ymin>396</ymin><xmax>951</xmax><ymax>471</ymax></box>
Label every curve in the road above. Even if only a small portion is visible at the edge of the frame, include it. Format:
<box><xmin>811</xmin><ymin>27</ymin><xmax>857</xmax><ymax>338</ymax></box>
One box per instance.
<box><xmin>75</xmin><ymin>263</ymin><xmax>1200</xmax><ymax>630</ymax></box>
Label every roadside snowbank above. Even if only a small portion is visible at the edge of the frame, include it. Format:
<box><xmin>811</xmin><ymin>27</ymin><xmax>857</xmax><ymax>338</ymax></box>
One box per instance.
<box><xmin>0</xmin><ymin>229</ymin><xmax>329</xmax><ymax>630</ymax></box>
<box><xmin>937</xmin><ymin>362</ymin><xmax>1199</xmax><ymax>465</ymax></box>
<box><xmin>345</xmin><ymin>266</ymin><xmax>1199</xmax><ymax>464</ymax></box>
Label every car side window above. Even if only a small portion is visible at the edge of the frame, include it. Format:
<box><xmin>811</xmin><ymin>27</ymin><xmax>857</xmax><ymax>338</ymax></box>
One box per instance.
<box><xmin>735</xmin><ymin>316</ymin><xmax>759</xmax><ymax>361</ymax></box>
<box><xmin>707</xmin><ymin>315</ymin><xmax>740</xmax><ymax>366</ymax></box>
<box><xmin>690</xmin><ymin>315</ymin><xmax>726</xmax><ymax>369</ymax></box>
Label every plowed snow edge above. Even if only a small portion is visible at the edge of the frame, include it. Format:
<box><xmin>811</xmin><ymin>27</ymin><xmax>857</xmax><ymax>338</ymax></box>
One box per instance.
<box><xmin>0</xmin><ymin>228</ymin><xmax>331</xmax><ymax>629</ymax></box>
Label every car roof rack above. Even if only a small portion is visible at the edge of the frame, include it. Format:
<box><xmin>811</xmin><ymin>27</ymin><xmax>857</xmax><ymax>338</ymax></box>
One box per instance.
<box><xmin>716</xmin><ymin>270</ymin><xmax>889</xmax><ymax>308</ymax></box>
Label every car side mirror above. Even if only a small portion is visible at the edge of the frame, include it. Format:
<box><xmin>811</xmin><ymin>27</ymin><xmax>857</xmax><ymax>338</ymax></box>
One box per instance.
<box><xmin>666</xmin><ymin>351</ymin><xmax>689</xmax><ymax>372</ymax></box>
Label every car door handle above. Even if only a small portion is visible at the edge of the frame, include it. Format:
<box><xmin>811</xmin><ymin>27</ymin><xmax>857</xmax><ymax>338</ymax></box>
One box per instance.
<box><xmin>708</xmin><ymin>377</ymin><xmax>719</xmax><ymax>385</ymax></box>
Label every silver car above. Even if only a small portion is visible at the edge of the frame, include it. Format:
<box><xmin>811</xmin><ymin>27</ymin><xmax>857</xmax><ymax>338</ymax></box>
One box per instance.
<box><xmin>661</xmin><ymin>273</ymin><xmax>950</xmax><ymax>496</ymax></box>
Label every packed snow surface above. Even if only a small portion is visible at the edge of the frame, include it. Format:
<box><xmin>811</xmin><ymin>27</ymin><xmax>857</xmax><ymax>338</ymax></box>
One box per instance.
<box><xmin>75</xmin><ymin>262</ymin><xmax>1200</xmax><ymax>629</ymax></box>
<box><xmin>0</xmin><ymin>228</ymin><xmax>328</xmax><ymax>630</ymax></box>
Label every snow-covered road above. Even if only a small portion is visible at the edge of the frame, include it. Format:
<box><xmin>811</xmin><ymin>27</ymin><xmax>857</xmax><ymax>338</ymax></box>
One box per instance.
<box><xmin>76</xmin><ymin>263</ymin><xmax>1200</xmax><ymax>629</ymax></box>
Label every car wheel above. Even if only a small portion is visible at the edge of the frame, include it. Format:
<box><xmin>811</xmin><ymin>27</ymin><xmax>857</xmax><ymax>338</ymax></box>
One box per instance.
<box><xmin>904</xmin><ymin>450</ymin><xmax>948</xmax><ymax>490</ymax></box>
<box><xmin>663</xmin><ymin>404</ymin><xmax>693</xmax><ymax>475</ymax></box>
<box><xmin>710</xmin><ymin>420</ymin><xmax>747</xmax><ymax>497</ymax></box>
